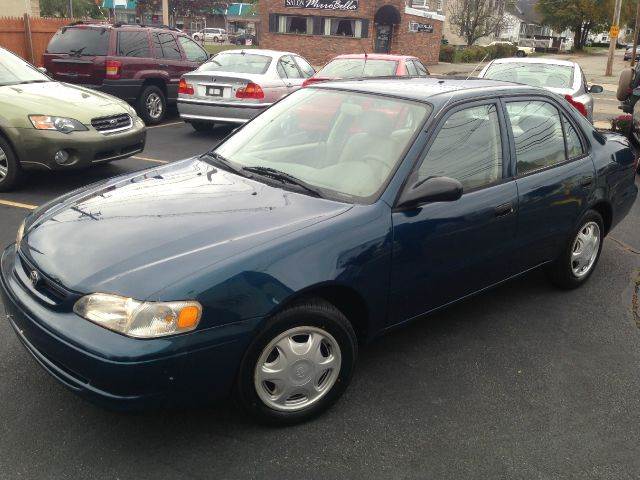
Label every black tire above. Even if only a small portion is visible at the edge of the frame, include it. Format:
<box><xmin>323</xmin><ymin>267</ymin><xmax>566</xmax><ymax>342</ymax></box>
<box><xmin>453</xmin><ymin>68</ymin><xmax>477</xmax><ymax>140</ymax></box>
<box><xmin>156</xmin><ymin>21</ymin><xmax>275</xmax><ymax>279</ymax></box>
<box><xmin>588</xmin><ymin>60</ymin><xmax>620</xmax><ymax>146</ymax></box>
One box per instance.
<box><xmin>236</xmin><ymin>298</ymin><xmax>358</xmax><ymax>425</ymax></box>
<box><xmin>516</xmin><ymin>50</ymin><xmax>525</xmax><ymax>57</ymax></box>
<box><xmin>189</xmin><ymin>121</ymin><xmax>213</xmax><ymax>132</ymax></box>
<box><xmin>617</xmin><ymin>68</ymin><xmax>634</xmax><ymax>101</ymax></box>
<box><xmin>136</xmin><ymin>85</ymin><xmax>166</xmax><ymax>125</ymax></box>
<box><xmin>0</xmin><ymin>136</ymin><xmax>22</xmax><ymax>192</ymax></box>
<box><xmin>545</xmin><ymin>210</ymin><xmax>604</xmax><ymax>289</ymax></box>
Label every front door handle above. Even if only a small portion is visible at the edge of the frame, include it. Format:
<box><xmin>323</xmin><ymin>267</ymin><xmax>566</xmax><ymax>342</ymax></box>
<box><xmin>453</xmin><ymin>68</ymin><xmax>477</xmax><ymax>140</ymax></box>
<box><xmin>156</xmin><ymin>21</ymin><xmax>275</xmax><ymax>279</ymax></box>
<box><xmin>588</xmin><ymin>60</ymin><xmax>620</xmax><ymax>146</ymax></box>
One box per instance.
<box><xmin>494</xmin><ymin>202</ymin><xmax>514</xmax><ymax>218</ymax></box>
<box><xmin>580</xmin><ymin>176</ymin><xmax>593</xmax><ymax>188</ymax></box>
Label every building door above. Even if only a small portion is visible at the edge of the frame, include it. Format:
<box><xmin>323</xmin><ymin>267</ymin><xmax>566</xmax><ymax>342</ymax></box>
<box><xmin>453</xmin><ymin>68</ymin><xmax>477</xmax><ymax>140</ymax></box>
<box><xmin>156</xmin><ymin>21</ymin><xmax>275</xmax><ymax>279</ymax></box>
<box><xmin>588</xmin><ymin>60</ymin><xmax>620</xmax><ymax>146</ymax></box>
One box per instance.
<box><xmin>375</xmin><ymin>24</ymin><xmax>392</xmax><ymax>53</ymax></box>
<box><xmin>373</xmin><ymin>5</ymin><xmax>400</xmax><ymax>54</ymax></box>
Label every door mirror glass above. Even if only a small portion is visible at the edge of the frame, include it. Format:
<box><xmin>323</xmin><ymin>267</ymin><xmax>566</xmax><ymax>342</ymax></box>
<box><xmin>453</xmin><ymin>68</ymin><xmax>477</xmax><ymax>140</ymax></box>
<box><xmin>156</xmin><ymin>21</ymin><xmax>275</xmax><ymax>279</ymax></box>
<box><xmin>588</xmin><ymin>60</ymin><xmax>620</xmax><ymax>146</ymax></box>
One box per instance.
<box><xmin>398</xmin><ymin>176</ymin><xmax>463</xmax><ymax>208</ymax></box>
<box><xmin>589</xmin><ymin>84</ymin><xmax>604</xmax><ymax>93</ymax></box>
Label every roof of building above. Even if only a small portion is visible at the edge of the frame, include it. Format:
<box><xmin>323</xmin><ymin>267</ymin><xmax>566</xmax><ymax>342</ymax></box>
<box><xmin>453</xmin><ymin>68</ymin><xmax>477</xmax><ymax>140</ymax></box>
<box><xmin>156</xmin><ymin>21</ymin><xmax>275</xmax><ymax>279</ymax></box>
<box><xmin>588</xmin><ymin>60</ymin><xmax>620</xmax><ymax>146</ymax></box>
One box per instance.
<box><xmin>102</xmin><ymin>0</ymin><xmax>137</xmax><ymax>9</ymax></box>
<box><xmin>507</xmin><ymin>0</ymin><xmax>542</xmax><ymax>25</ymax></box>
<box><xmin>313</xmin><ymin>76</ymin><xmax>541</xmax><ymax>104</ymax></box>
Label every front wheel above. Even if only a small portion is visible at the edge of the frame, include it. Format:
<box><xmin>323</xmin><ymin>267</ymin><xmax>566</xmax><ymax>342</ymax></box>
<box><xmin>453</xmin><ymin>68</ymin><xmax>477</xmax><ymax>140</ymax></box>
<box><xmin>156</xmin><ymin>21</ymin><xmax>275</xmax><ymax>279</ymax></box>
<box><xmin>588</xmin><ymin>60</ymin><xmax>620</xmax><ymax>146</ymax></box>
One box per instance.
<box><xmin>0</xmin><ymin>136</ymin><xmax>22</xmax><ymax>192</ymax></box>
<box><xmin>545</xmin><ymin>210</ymin><xmax>604</xmax><ymax>289</ymax></box>
<box><xmin>516</xmin><ymin>50</ymin><xmax>525</xmax><ymax>57</ymax></box>
<box><xmin>236</xmin><ymin>299</ymin><xmax>358</xmax><ymax>425</ymax></box>
<box><xmin>136</xmin><ymin>85</ymin><xmax>166</xmax><ymax>125</ymax></box>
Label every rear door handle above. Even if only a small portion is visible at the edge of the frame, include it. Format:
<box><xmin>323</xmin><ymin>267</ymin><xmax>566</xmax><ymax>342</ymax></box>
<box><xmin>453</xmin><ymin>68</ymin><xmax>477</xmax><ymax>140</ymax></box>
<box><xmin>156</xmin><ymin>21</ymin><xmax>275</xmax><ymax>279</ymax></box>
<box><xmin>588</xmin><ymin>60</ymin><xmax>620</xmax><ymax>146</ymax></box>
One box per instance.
<box><xmin>580</xmin><ymin>176</ymin><xmax>593</xmax><ymax>188</ymax></box>
<box><xmin>494</xmin><ymin>202</ymin><xmax>514</xmax><ymax>218</ymax></box>
<box><xmin>159</xmin><ymin>63</ymin><xmax>168</xmax><ymax>68</ymax></box>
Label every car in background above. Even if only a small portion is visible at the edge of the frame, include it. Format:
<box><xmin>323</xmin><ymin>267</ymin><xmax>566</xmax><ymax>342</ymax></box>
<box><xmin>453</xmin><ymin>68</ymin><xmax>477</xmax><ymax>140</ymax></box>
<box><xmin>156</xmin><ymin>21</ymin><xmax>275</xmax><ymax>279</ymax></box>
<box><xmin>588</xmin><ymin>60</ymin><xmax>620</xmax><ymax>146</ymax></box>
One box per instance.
<box><xmin>487</xmin><ymin>40</ymin><xmax>534</xmax><ymax>57</ymax></box>
<box><xmin>44</xmin><ymin>22</ymin><xmax>209</xmax><ymax>124</ymax></box>
<box><xmin>0</xmin><ymin>47</ymin><xmax>146</xmax><ymax>191</ymax></box>
<box><xmin>624</xmin><ymin>45</ymin><xmax>640</xmax><ymax>61</ymax></box>
<box><xmin>192</xmin><ymin>28</ymin><xmax>227</xmax><ymax>43</ymax></box>
<box><xmin>2</xmin><ymin>78</ymin><xmax>637</xmax><ymax>424</ymax></box>
<box><xmin>478</xmin><ymin>57</ymin><xmax>603</xmax><ymax>121</ymax></box>
<box><xmin>302</xmin><ymin>53</ymin><xmax>429</xmax><ymax>87</ymax></box>
<box><xmin>230</xmin><ymin>32</ymin><xmax>258</xmax><ymax>46</ymax></box>
<box><xmin>177</xmin><ymin>49</ymin><xmax>315</xmax><ymax>131</ymax></box>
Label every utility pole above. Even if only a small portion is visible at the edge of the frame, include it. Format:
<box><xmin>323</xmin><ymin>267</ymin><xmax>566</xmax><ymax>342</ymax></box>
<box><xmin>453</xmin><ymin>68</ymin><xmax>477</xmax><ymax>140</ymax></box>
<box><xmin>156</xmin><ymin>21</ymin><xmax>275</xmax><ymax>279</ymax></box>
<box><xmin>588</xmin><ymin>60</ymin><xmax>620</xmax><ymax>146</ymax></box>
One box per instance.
<box><xmin>631</xmin><ymin>0</ymin><xmax>640</xmax><ymax>67</ymax></box>
<box><xmin>68</xmin><ymin>0</ymin><xmax>73</xmax><ymax>18</ymax></box>
<box><xmin>605</xmin><ymin>0</ymin><xmax>623</xmax><ymax>76</ymax></box>
<box><xmin>162</xmin><ymin>0</ymin><xmax>169</xmax><ymax>25</ymax></box>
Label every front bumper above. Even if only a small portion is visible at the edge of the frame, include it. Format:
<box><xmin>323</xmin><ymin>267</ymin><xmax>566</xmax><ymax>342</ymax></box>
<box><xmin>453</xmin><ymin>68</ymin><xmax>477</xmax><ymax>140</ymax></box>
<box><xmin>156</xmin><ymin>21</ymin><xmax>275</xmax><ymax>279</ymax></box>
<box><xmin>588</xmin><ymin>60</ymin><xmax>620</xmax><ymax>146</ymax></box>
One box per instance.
<box><xmin>177</xmin><ymin>98</ymin><xmax>270</xmax><ymax>124</ymax></box>
<box><xmin>7</xmin><ymin>119</ymin><xmax>146</xmax><ymax>171</ymax></box>
<box><xmin>0</xmin><ymin>246</ymin><xmax>253</xmax><ymax>410</ymax></box>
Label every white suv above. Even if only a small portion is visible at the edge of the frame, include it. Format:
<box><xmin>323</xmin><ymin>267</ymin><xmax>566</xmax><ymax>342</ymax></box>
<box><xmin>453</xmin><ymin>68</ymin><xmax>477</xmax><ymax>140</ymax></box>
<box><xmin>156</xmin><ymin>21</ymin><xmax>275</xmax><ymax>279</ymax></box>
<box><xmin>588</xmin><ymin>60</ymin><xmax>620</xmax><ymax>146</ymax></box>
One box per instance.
<box><xmin>193</xmin><ymin>28</ymin><xmax>227</xmax><ymax>43</ymax></box>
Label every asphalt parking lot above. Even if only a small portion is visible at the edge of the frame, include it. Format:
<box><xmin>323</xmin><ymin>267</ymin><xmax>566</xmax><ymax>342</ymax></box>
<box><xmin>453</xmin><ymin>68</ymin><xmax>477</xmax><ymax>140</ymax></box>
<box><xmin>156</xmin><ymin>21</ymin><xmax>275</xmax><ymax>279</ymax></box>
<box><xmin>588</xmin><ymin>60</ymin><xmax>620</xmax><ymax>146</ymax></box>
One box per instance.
<box><xmin>1</xmin><ymin>110</ymin><xmax>640</xmax><ymax>479</ymax></box>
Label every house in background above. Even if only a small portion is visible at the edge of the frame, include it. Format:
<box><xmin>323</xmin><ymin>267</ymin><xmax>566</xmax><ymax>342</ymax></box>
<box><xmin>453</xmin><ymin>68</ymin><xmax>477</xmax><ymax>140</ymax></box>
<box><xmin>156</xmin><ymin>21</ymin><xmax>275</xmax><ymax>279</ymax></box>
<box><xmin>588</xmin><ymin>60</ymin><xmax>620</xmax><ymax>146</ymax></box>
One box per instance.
<box><xmin>6</xmin><ymin>0</ymin><xmax>40</xmax><ymax>17</ymax></box>
<box><xmin>224</xmin><ymin>3</ymin><xmax>260</xmax><ymax>37</ymax></box>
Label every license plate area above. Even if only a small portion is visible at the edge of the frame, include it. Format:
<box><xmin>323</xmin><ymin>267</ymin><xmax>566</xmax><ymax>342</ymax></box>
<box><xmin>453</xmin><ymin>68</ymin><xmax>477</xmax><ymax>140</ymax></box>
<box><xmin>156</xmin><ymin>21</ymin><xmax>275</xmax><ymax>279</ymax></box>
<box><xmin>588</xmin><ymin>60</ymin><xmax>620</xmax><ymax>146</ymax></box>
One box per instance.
<box><xmin>206</xmin><ymin>86</ymin><xmax>224</xmax><ymax>97</ymax></box>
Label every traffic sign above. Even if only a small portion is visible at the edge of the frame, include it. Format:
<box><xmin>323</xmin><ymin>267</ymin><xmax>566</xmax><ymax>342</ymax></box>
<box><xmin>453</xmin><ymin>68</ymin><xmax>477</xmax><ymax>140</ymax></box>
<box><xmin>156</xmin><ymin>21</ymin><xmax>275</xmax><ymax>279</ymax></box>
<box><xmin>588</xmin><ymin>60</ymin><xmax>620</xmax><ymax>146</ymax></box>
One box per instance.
<box><xmin>610</xmin><ymin>25</ymin><xmax>620</xmax><ymax>37</ymax></box>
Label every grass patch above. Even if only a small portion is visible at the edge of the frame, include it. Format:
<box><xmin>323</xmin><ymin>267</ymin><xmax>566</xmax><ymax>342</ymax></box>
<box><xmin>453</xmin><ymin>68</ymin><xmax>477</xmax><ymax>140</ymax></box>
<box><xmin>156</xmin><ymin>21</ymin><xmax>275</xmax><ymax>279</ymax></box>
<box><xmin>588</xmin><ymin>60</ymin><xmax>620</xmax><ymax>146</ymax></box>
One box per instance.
<box><xmin>203</xmin><ymin>44</ymin><xmax>258</xmax><ymax>55</ymax></box>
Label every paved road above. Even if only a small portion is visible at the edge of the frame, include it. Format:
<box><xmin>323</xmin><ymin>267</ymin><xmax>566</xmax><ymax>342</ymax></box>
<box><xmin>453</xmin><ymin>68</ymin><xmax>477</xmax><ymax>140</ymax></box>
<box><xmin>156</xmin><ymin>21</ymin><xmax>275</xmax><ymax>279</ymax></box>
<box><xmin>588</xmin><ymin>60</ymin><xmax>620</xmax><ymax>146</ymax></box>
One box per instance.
<box><xmin>1</xmin><ymin>105</ymin><xmax>640</xmax><ymax>478</ymax></box>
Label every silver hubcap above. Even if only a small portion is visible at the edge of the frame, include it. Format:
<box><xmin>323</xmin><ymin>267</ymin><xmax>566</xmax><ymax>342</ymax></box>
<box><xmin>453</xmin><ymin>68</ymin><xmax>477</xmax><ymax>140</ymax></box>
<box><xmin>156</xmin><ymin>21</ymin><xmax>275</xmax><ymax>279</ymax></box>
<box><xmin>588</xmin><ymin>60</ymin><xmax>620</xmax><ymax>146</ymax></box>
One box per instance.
<box><xmin>0</xmin><ymin>146</ymin><xmax>7</xmax><ymax>180</ymax></box>
<box><xmin>146</xmin><ymin>93</ymin><xmax>162</xmax><ymax>119</ymax></box>
<box><xmin>254</xmin><ymin>326</ymin><xmax>341</xmax><ymax>412</ymax></box>
<box><xmin>571</xmin><ymin>221</ymin><xmax>600</xmax><ymax>278</ymax></box>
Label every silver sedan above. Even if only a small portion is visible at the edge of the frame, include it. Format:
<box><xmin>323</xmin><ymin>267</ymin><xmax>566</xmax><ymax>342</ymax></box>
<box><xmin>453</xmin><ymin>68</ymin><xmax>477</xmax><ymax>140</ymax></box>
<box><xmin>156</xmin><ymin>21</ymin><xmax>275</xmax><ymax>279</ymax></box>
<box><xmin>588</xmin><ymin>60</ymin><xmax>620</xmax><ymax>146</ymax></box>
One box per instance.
<box><xmin>478</xmin><ymin>57</ymin><xmax>603</xmax><ymax>122</ymax></box>
<box><xmin>177</xmin><ymin>49</ymin><xmax>316</xmax><ymax>131</ymax></box>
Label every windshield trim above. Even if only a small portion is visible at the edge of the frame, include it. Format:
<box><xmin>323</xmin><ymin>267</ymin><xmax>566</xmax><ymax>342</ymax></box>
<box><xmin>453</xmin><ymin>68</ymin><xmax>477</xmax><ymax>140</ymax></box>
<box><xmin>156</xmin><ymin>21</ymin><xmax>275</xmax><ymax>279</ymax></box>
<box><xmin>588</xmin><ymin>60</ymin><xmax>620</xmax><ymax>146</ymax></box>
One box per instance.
<box><xmin>212</xmin><ymin>88</ymin><xmax>434</xmax><ymax>205</ymax></box>
<box><xmin>319</xmin><ymin>59</ymin><xmax>399</xmax><ymax>79</ymax></box>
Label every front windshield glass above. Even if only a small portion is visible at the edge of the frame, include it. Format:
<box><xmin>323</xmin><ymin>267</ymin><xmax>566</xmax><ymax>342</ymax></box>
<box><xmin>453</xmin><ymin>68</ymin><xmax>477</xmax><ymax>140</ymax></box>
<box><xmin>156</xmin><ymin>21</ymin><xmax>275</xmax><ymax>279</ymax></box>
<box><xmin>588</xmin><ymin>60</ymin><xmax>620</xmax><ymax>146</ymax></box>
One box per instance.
<box><xmin>318</xmin><ymin>59</ymin><xmax>398</xmax><ymax>78</ymax></box>
<box><xmin>0</xmin><ymin>49</ymin><xmax>49</xmax><ymax>86</ymax></box>
<box><xmin>483</xmin><ymin>62</ymin><xmax>575</xmax><ymax>89</ymax></box>
<box><xmin>198</xmin><ymin>53</ymin><xmax>272</xmax><ymax>74</ymax></box>
<box><xmin>215</xmin><ymin>88</ymin><xmax>431</xmax><ymax>202</ymax></box>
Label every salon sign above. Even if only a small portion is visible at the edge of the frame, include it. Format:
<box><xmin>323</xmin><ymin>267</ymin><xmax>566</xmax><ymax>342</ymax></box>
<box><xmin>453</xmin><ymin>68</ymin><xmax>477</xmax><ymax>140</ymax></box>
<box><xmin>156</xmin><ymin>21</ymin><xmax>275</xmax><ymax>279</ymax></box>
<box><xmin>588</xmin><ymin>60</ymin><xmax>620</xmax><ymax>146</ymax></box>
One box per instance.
<box><xmin>284</xmin><ymin>0</ymin><xmax>359</xmax><ymax>10</ymax></box>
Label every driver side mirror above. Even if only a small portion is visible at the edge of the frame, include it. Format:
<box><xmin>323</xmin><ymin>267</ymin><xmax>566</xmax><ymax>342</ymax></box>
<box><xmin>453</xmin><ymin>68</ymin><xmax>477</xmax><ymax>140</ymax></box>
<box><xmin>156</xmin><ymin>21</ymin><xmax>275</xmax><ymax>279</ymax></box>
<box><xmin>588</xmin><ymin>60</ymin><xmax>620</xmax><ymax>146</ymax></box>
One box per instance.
<box><xmin>397</xmin><ymin>176</ymin><xmax>463</xmax><ymax>208</ymax></box>
<box><xmin>589</xmin><ymin>84</ymin><xmax>604</xmax><ymax>93</ymax></box>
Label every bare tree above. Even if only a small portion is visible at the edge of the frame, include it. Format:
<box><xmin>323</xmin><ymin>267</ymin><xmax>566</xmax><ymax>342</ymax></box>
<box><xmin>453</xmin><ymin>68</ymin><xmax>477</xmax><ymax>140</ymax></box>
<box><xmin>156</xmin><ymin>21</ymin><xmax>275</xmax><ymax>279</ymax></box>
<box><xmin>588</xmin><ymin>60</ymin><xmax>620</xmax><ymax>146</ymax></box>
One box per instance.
<box><xmin>447</xmin><ymin>0</ymin><xmax>506</xmax><ymax>45</ymax></box>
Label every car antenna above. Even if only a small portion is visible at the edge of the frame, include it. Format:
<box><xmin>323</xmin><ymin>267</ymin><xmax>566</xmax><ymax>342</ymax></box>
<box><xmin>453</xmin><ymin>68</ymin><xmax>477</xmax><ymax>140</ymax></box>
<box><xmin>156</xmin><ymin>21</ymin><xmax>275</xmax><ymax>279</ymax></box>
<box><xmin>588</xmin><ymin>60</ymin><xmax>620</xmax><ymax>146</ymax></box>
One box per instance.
<box><xmin>361</xmin><ymin>51</ymin><xmax>368</xmax><ymax>79</ymax></box>
<box><xmin>437</xmin><ymin>52</ymin><xmax>489</xmax><ymax>114</ymax></box>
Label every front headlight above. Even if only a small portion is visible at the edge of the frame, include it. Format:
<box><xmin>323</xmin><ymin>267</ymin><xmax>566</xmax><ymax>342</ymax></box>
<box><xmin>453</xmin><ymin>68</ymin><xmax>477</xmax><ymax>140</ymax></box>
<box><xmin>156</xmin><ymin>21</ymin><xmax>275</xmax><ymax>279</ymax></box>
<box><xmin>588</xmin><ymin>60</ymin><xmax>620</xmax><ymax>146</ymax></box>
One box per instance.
<box><xmin>15</xmin><ymin>220</ymin><xmax>25</xmax><ymax>250</ymax></box>
<box><xmin>29</xmin><ymin>115</ymin><xmax>88</xmax><ymax>133</ymax></box>
<box><xmin>73</xmin><ymin>293</ymin><xmax>202</xmax><ymax>338</ymax></box>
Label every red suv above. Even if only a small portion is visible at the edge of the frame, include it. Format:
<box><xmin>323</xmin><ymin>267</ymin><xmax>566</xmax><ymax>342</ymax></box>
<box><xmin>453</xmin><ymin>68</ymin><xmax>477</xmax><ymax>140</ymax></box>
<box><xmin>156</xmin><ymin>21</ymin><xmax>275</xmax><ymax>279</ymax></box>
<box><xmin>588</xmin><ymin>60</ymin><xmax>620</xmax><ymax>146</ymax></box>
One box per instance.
<box><xmin>44</xmin><ymin>22</ymin><xmax>209</xmax><ymax>124</ymax></box>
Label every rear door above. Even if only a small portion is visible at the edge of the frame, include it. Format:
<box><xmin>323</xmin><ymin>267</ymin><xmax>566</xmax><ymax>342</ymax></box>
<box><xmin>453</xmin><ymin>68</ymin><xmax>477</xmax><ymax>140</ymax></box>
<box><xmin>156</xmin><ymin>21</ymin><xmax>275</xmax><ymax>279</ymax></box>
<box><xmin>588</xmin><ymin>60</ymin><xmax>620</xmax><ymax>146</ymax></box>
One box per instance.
<box><xmin>504</xmin><ymin>97</ymin><xmax>595</xmax><ymax>269</ymax></box>
<box><xmin>389</xmin><ymin>100</ymin><xmax>519</xmax><ymax>323</ymax></box>
<box><xmin>278</xmin><ymin>55</ymin><xmax>305</xmax><ymax>92</ymax></box>
<box><xmin>44</xmin><ymin>26</ymin><xmax>111</xmax><ymax>85</ymax></box>
<box><xmin>151</xmin><ymin>32</ymin><xmax>184</xmax><ymax>101</ymax></box>
<box><xmin>115</xmin><ymin>29</ymin><xmax>153</xmax><ymax>81</ymax></box>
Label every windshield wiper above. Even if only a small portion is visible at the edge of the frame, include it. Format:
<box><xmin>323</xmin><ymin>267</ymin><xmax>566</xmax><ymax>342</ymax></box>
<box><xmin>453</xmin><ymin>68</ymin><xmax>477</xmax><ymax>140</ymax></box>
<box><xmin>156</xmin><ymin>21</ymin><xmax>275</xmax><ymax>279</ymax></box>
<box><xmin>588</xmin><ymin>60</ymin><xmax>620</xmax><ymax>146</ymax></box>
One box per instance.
<box><xmin>200</xmin><ymin>151</ymin><xmax>247</xmax><ymax>176</ymax></box>
<box><xmin>69</xmin><ymin>47</ymin><xmax>86</xmax><ymax>57</ymax></box>
<box><xmin>241</xmin><ymin>166</ymin><xmax>324</xmax><ymax>198</ymax></box>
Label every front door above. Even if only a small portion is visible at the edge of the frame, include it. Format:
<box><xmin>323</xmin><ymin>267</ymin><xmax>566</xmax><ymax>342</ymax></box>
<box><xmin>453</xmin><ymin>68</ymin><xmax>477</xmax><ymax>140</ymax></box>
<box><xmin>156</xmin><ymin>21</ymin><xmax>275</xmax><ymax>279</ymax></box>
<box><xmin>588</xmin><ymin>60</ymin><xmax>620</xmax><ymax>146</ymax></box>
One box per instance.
<box><xmin>375</xmin><ymin>24</ymin><xmax>392</xmax><ymax>53</ymax></box>
<box><xmin>389</xmin><ymin>101</ymin><xmax>519</xmax><ymax>324</ymax></box>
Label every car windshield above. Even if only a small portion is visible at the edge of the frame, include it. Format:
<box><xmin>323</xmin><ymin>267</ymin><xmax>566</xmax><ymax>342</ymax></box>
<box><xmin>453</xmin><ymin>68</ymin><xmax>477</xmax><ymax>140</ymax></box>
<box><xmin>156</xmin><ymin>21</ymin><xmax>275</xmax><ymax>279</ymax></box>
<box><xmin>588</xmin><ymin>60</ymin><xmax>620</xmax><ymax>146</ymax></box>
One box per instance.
<box><xmin>198</xmin><ymin>53</ymin><xmax>271</xmax><ymax>74</ymax></box>
<box><xmin>47</xmin><ymin>27</ymin><xmax>109</xmax><ymax>56</ymax></box>
<box><xmin>214</xmin><ymin>88</ymin><xmax>431</xmax><ymax>202</ymax></box>
<box><xmin>0</xmin><ymin>49</ymin><xmax>50</xmax><ymax>86</ymax></box>
<box><xmin>317</xmin><ymin>59</ymin><xmax>398</xmax><ymax>78</ymax></box>
<box><xmin>483</xmin><ymin>62</ymin><xmax>575</xmax><ymax>89</ymax></box>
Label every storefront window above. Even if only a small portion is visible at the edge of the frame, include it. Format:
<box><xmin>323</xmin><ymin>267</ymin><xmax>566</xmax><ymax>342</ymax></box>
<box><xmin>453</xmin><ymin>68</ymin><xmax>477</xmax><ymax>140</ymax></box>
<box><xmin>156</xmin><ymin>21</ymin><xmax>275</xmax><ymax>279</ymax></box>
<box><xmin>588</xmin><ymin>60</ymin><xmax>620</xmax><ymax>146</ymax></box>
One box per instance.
<box><xmin>278</xmin><ymin>15</ymin><xmax>313</xmax><ymax>34</ymax></box>
<box><xmin>324</xmin><ymin>18</ymin><xmax>363</xmax><ymax>37</ymax></box>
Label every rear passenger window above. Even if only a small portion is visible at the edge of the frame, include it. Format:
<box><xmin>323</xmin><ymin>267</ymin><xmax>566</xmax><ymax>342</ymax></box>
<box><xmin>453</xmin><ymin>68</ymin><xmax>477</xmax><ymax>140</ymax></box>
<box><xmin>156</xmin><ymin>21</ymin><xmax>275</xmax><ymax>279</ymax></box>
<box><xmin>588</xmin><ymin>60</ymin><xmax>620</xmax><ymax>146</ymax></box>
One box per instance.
<box><xmin>279</xmin><ymin>56</ymin><xmax>302</xmax><ymax>78</ymax></box>
<box><xmin>117</xmin><ymin>31</ymin><xmax>150</xmax><ymax>57</ymax></box>
<box><xmin>418</xmin><ymin>104</ymin><xmax>503</xmax><ymax>190</ymax></box>
<box><xmin>563</xmin><ymin>115</ymin><xmax>584</xmax><ymax>159</ymax></box>
<box><xmin>153</xmin><ymin>32</ymin><xmax>181</xmax><ymax>60</ymax></box>
<box><xmin>506</xmin><ymin>101</ymin><xmax>566</xmax><ymax>175</ymax></box>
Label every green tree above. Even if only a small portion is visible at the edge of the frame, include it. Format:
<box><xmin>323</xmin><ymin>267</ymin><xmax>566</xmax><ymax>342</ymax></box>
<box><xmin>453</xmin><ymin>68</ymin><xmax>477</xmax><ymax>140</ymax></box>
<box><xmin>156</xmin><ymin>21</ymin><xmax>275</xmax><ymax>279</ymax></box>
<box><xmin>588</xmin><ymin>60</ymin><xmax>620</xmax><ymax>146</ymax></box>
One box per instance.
<box><xmin>537</xmin><ymin>0</ymin><xmax>634</xmax><ymax>50</ymax></box>
<box><xmin>40</xmin><ymin>0</ymin><xmax>105</xmax><ymax>17</ymax></box>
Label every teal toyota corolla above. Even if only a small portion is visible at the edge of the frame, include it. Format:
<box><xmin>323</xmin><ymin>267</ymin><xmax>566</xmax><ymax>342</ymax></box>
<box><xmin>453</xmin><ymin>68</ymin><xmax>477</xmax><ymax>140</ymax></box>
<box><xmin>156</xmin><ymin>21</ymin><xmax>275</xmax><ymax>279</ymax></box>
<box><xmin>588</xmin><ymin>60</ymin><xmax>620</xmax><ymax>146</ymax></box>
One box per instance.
<box><xmin>1</xmin><ymin>78</ymin><xmax>637</xmax><ymax>424</ymax></box>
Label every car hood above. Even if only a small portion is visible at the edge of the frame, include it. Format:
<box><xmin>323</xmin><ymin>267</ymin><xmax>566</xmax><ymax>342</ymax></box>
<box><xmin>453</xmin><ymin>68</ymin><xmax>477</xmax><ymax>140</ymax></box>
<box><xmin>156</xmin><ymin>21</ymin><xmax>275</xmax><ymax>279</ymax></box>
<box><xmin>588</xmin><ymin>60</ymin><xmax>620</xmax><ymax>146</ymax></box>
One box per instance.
<box><xmin>20</xmin><ymin>158</ymin><xmax>351</xmax><ymax>299</ymax></box>
<box><xmin>0</xmin><ymin>81</ymin><xmax>129</xmax><ymax>123</ymax></box>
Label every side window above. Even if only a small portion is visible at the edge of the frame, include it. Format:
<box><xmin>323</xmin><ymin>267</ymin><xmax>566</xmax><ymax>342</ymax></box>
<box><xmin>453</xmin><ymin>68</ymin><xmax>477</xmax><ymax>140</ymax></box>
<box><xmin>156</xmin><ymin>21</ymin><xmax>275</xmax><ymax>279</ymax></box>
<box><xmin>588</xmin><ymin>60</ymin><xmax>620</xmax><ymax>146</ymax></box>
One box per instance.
<box><xmin>418</xmin><ymin>104</ymin><xmax>503</xmax><ymax>191</ymax></box>
<box><xmin>277</xmin><ymin>61</ymin><xmax>287</xmax><ymax>79</ymax></box>
<box><xmin>279</xmin><ymin>55</ymin><xmax>302</xmax><ymax>78</ymax></box>
<box><xmin>153</xmin><ymin>32</ymin><xmax>181</xmax><ymax>60</ymax></box>
<box><xmin>405</xmin><ymin>60</ymin><xmax>418</xmax><ymax>76</ymax></box>
<box><xmin>178</xmin><ymin>36</ymin><xmax>208</xmax><ymax>62</ymax></box>
<box><xmin>414</xmin><ymin>60</ymin><xmax>429</xmax><ymax>76</ymax></box>
<box><xmin>563</xmin><ymin>115</ymin><xmax>584</xmax><ymax>159</ymax></box>
<box><xmin>117</xmin><ymin>31</ymin><xmax>150</xmax><ymax>57</ymax></box>
<box><xmin>294</xmin><ymin>56</ymin><xmax>315</xmax><ymax>78</ymax></box>
<box><xmin>506</xmin><ymin>101</ymin><xmax>566</xmax><ymax>175</ymax></box>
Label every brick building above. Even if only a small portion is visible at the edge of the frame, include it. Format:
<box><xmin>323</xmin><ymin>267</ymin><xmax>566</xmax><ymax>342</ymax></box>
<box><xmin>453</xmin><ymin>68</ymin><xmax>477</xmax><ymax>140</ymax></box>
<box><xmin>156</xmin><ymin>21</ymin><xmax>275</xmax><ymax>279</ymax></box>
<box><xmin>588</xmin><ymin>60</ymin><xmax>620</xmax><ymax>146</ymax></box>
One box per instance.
<box><xmin>259</xmin><ymin>0</ymin><xmax>444</xmax><ymax>66</ymax></box>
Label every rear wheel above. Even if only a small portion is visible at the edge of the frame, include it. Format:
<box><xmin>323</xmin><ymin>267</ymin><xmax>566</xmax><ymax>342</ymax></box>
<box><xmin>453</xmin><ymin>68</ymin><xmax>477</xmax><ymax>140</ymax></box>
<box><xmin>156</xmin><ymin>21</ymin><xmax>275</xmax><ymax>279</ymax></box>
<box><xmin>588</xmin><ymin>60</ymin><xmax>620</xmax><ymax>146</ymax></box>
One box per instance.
<box><xmin>189</xmin><ymin>121</ymin><xmax>213</xmax><ymax>132</ymax></box>
<box><xmin>0</xmin><ymin>136</ymin><xmax>22</xmax><ymax>192</ymax></box>
<box><xmin>236</xmin><ymin>298</ymin><xmax>357</xmax><ymax>425</ymax></box>
<box><xmin>137</xmin><ymin>85</ymin><xmax>166</xmax><ymax>125</ymax></box>
<box><xmin>545</xmin><ymin>210</ymin><xmax>604</xmax><ymax>289</ymax></box>
<box><xmin>516</xmin><ymin>50</ymin><xmax>525</xmax><ymax>57</ymax></box>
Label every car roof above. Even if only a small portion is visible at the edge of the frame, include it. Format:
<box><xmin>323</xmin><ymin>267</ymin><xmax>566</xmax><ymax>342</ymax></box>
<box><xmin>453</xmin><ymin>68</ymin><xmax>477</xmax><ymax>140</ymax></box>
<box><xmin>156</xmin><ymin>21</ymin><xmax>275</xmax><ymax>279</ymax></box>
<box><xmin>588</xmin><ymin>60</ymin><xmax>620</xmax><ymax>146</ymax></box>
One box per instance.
<box><xmin>312</xmin><ymin>76</ymin><xmax>543</xmax><ymax>105</ymax></box>
<box><xmin>489</xmin><ymin>57</ymin><xmax>577</xmax><ymax>67</ymax></box>
<box><xmin>333</xmin><ymin>53</ymin><xmax>415</xmax><ymax>61</ymax></box>
<box><xmin>215</xmin><ymin>48</ymin><xmax>297</xmax><ymax>57</ymax></box>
